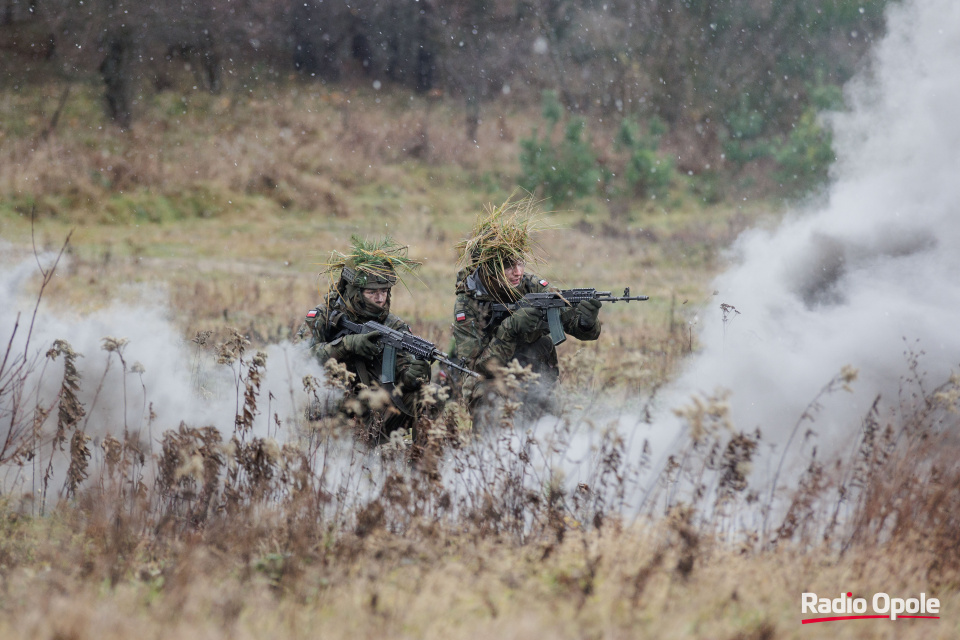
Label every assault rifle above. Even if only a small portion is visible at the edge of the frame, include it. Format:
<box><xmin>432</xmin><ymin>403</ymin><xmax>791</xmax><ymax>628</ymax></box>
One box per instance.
<box><xmin>491</xmin><ymin>288</ymin><xmax>649</xmax><ymax>345</ymax></box>
<box><xmin>334</xmin><ymin>316</ymin><xmax>480</xmax><ymax>383</ymax></box>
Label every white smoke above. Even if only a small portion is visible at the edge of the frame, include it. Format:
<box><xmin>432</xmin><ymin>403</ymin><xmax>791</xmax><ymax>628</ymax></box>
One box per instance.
<box><xmin>3</xmin><ymin>0</ymin><xmax>954</xmax><ymax>519</ymax></box>
<box><xmin>0</xmin><ymin>248</ymin><xmax>328</xmax><ymax>494</ymax></box>
<box><xmin>427</xmin><ymin>0</ymin><xmax>960</xmax><ymax>515</ymax></box>
<box><xmin>666</xmin><ymin>0</ymin><xmax>960</xmax><ymax>481</ymax></box>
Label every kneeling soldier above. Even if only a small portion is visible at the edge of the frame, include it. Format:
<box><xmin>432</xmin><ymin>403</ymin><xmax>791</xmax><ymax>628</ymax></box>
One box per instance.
<box><xmin>451</xmin><ymin>199</ymin><xmax>602</xmax><ymax>429</ymax></box>
<box><xmin>303</xmin><ymin>236</ymin><xmax>431</xmax><ymax>443</ymax></box>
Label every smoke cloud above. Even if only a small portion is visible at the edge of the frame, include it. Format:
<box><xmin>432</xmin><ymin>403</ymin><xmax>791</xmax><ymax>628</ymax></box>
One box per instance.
<box><xmin>667</xmin><ymin>0</ymin><xmax>960</xmax><ymax>476</ymax></box>
<box><xmin>0</xmin><ymin>248</ymin><xmax>327</xmax><ymax>494</ymax></box>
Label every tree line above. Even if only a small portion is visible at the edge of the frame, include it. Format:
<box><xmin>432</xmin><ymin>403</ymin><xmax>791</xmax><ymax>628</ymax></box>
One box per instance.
<box><xmin>2</xmin><ymin>0</ymin><xmax>890</xmax><ymax>167</ymax></box>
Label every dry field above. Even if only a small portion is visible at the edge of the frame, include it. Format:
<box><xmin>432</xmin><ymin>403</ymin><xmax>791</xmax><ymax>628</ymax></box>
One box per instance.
<box><xmin>2</xmin><ymin>79</ymin><xmax>959</xmax><ymax>639</ymax></box>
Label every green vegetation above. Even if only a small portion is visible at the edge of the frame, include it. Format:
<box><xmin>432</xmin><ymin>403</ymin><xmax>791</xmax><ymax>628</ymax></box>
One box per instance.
<box><xmin>519</xmin><ymin>92</ymin><xmax>677</xmax><ymax>206</ymax></box>
<box><xmin>519</xmin><ymin>91</ymin><xmax>600</xmax><ymax>205</ymax></box>
<box><xmin>774</xmin><ymin>83</ymin><xmax>845</xmax><ymax>194</ymax></box>
<box><xmin>615</xmin><ymin>117</ymin><xmax>674</xmax><ymax>200</ymax></box>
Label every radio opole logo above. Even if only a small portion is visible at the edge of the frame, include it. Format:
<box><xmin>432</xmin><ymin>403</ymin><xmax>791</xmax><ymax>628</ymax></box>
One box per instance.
<box><xmin>801</xmin><ymin>592</ymin><xmax>940</xmax><ymax>624</ymax></box>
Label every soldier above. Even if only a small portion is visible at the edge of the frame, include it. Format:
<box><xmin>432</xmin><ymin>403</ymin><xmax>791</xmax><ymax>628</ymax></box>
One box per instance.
<box><xmin>450</xmin><ymin>199</ymin><xmax>603</xmax><ymax>428</ymax></box>
<box><xmin>302</xmin><ymin>236</ymin><xmax>431</xmax><ymax>443</ymax></box>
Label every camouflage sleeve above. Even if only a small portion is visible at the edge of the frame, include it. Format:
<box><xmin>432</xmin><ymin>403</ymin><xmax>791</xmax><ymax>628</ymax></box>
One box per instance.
<box><xmin>304</xmin><ymin>305</ymin><xmax>350</xmax><ymax>364</ymax></box>
<box><xmin>452</xmin><ymin>296</ymin><xmax>516</xmax><ymax>377</ymax></box>
<box><xmin>561</xmin><ymin>306</ymin><xmax>602</xmax><ymax>341</ymax></box>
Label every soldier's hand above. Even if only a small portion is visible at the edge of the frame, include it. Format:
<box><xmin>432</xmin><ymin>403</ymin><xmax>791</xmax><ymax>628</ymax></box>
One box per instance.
<box><xmin>576</xmin><ymin>298</ymin><xmax>602</xmax><ymax>329</ymax></box>
<box><xmin>401</xmin><ymin>358</ymin><xmax>432</xmax><ymax>388</ymax></box>
<box><xmin>498</xmin><ymin>307</ymin><xmax>545</xmax><ymax>341</ymax></box>
<box><xmin>343</xmin><ymin>331</ymin><xmax>382</xmax><ymax>358</ymax></box>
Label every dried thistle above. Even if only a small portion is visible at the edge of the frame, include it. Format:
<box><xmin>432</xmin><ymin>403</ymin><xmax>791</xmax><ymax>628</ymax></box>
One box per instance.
<box><xmin>158</xmin><ymin>423</ymin><xmax>224</xmax><ymax>517</ymax></box>
<box><xmin>216</xmin><ymin>330</ymin><xmax>249</xmax><ymax>366</ymax></box>
<box><xmin>356</xmin><ymin>385</ymin><xmax>391</xmax><ymax>412</ymax></box>
<box><xmin>502</xmin><ymin>359</ymin><xmax>541</xmax><ymax>393</ymax></box>
<box><xmin>714</xmin><ymin>429</ymin><xmax>761</xmax><ymax>509</ymax></box>
<box><xmin>65</xmin><ymin>429</ymin><xmax>91</xmax><ymax>497</ymax></box>
<box><xmin>100</xmin><ymin>336</ymin><xmax>129</xmax><ymax>353</ymax></box>
<box><xmin>102</xmin><ymin>434</ymin><xmax>123</xmax><ymax>476</ymax></box>
<box><xmin>175</xmin><ymin>454</ymin><xmax>205</xmax><ymax>484</ymax></box>
<box><xmin>46</xmin><ymin>339</ymin><xmax>85</xmax><ymax>448</ymax></box>
<box><xmin>839</xmin><ymin>364</ymin><xmax>859</xmax><ymax>392</ymax></box>
<box><xmin>672</xmin><ymin>390</ymin><xmax>732</xmax><ymax>444</ymax></box>
<box><xmin>383</xmin><ymin>428</ymin><xmax>410</xmax><ymax>455</ymax></box>
<box><xmin>775</xmin><ymin>458</ymin><xmax>827</xmax><ymax>544</ymax></box>
<box><xmin>236</xmin><ymin>350</ymin><xmax>267</xmax><ymax>437</ymax></box>
<box><xmin>232</xmin><ymin>436</ymin><xmax>280</xmax><ymax>500</ymax></box>
<box><xmin>667</xmin><ymin>504</ymin><xmax>700</xmax><ymax>579</ymax></box>
<box><xmin>418</xmin><ymin>382</ymin><xmax>449</xmax><ymax>410</ymax></box>
<box><xmin>321</xmin><ymin>358</ymin><xmax>356</xmax><ymax>391</ymax></box>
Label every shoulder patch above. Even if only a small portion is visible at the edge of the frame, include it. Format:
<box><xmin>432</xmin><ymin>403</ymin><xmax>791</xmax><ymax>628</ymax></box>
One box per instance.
<box><xmin>306</xmin><ymin>309</ymin><xmax>318</xmax><ymax>318</ymax></box>
<box><xmin>539</xmin><ymin>279</ymin><xmax>549</xmax><ymax>287</ymax></box>
<box><xmin>456</xmin><ymin>311</ymin><xmax>467</xmax><ymax>322</ymax></box>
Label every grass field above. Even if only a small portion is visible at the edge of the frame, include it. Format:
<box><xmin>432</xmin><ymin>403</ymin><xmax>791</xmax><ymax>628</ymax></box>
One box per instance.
<box><xmin>1</xmin><ymin>78</ymin><xmax>779</xmax><ymax>390</ymax></box>
<box><xmin>2</xmin><ymin>77</ymin><xmax>959</xmax><ymax>639</ymax></box>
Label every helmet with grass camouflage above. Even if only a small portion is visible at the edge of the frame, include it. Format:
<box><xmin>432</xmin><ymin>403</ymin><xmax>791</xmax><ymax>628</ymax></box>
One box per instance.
<box><xmin>323</xmin><ymin>235</ymin><xmax>420</xmax><ymax>291</ymax></box>
<box><xmin>341</xmin><ymin>259</ymin><xmax>397</xmax><ymax>289</ymax></box>
<box><xmin>457</xmin><ymin>195</ymin><xmax>546</xmax><ymax>284</ymax></box>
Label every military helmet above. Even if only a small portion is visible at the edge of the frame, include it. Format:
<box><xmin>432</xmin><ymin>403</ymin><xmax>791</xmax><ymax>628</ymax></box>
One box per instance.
<box><xmin>341</xmin><ymin>258</ymin><xmax>397</xmax><ymax>289</ymax></box>
<box><xmin>323</xmin><ymin>235</ymin><xmax>420</xmax><ymax>291</ymax></box>
<box><xmin>457</xmin><ymin>195</ymin><xmax>545</xmax><ymax>275</ymax></box>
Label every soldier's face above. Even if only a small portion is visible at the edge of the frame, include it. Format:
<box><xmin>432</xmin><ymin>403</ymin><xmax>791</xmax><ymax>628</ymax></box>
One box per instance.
<box><xmin>362</xmin><ymin>288</ymin><xmax>389</xmax><ymax>308</ymax></box>
<box><xmin>504</xmin><ymin>260</ymin><xmax>524</xmax><ymax>287</ymax></box>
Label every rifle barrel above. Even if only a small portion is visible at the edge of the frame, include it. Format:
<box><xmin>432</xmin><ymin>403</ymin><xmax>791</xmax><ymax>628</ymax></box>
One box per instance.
<box><xmin>595</xmin><ymin>295</ymin><xmax>650</xmax><ymax>302</ymax></box>
<box><xmin>435</xmin><ymin>353</ymin><xmax>481</xmax><ymax>378</ymax></box>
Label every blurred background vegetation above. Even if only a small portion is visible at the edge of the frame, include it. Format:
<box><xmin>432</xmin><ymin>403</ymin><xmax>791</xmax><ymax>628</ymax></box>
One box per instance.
<box><xmin>1</xmin><ymin>0</ymin><xmax>892</xmax><ymax>209</ymax></box>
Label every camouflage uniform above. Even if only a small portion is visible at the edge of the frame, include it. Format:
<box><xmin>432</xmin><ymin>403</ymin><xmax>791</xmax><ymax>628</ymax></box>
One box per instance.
<box><xmin>451</xmin><ymin>268</ymin><xmax>601</xmax><ymax>425</ymax></box>
<box><xmin>303</xmin><ymin>277</ymin><xmax>428</xmax><ymax>443</ymax></box>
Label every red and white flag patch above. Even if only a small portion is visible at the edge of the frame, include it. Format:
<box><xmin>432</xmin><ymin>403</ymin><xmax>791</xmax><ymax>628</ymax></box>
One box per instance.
<box><xmin>455</xmin><ymin>312</ymin><xmax>467</xmax><ymax>322</ymax></box>
<box><xmin>306</xmin><ymin>309</ymin><xmax>318</xmax><ymax>318</ymax></box>
<box><xmin>539</xmin><ymin>279</ymin><xmax>549</xmax><ymax>287</ymax></box>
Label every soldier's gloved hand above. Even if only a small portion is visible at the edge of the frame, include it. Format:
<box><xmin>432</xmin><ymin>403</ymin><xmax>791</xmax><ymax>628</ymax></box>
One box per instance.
<box><xmin>400</xmin><ymin>358</ymin><xmax>432</xmax><ymax>388</ymax></box>
<box><xmin>342</xmin><ymin>331</ymin><xmax>381</xmax><ymax>358</ymax></box>
<box><xmin>497</xmin><ymin>307</ymin><xmax>546</xmax><ymax>342</ymax></box>
<box><xmin>576</xmin><ymin>298</ymin><xmax>602</xmax><ymax>329</ymax></box>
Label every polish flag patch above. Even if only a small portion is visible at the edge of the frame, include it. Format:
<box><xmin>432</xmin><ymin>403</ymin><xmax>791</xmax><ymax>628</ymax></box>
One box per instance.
<box><xmin>539</xmin><ymin>279</ymin><xmax>549</xmax><ymax>287</ymax></box>
<box><xmin>456</xmin><ymin>312</ymin><xmax>467</xmax><ymax>322</ymax></box>
<box><xmin>306</xmin><ymin>309</ymin><xmax>318</xmax><ymax>318</ymax></box>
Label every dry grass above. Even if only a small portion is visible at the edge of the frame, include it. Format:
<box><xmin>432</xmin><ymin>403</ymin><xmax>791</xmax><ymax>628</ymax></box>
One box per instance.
<box><xmin>2</xmin><ymin>77</ymin><xmax>771</xmax><ymax>356</ymax></box>
<box><xmin>2</xmin><ymin>189</ymin><xmax>756</xmax><ymax>397</ymax></box>
<box><xmin>8</xmin><ymin>79</ymin><xmax>957</xmax><ymax>640</ymax></box>
<box><xmin>3</xmin><ymin>279</ymin><xmax>960</xmax><ymax>640</ymax></box>
<box><xmin>1</xmin><ymin>418</ymin><xmax>959</xmax><ymax>640</ymax></box>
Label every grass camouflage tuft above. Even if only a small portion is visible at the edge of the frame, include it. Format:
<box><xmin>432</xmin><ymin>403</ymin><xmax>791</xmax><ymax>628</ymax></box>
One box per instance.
<box><xmin>456</xmin><ymin>195</ymin><xmax>552</xmax><ymax>286</ymax></box>
<box><xmin>320</xmin><ymin>235</ymin><xmax>422</xmax><ymax>292</ymax></box>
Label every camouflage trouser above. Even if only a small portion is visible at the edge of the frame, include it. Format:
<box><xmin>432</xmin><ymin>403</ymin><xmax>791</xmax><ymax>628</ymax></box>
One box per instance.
<box><xmin>468</xmin><ymin>335</ymin><xmax>560</xmax><ymax>431</ymax></box>
<box><xmin>514</xmin><ymin>334</ymin><xmax>560</xmax><ymax>388</ymax></box>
